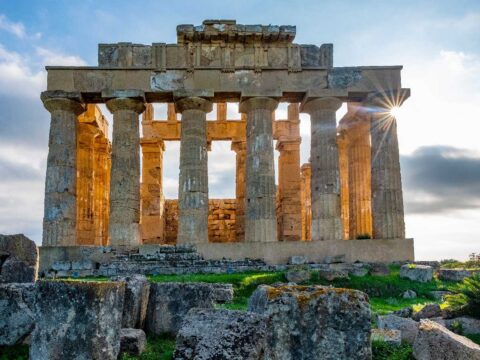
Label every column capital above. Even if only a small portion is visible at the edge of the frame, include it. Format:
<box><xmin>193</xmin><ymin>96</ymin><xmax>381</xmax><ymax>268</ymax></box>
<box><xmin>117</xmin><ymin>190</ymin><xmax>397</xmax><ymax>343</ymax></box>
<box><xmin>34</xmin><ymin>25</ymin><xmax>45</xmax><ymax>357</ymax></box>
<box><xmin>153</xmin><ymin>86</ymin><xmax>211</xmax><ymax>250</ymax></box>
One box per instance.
<box><xmin>276</xmin><ymin>137</ymin><xmax>301</xmax><ymax>152</ymax></box>
<box><xmin>231</xmin><ymin>139</ymin><xmax>246</xmax><ymax>153</ymax></box>
<box><xmin>141</xmin><ymin>138</ymin><xmax>165</xmax><ymax>152</ymax></box>
<box><xmin>174</xmin><ymin>97</ymin><xmax>213</xmax><ymax>113</ymax></box>
<box><xmin>103</xmin><ymin>90</ymin><xmax>146</xmax><ymax>114</ymax></box>
<box><xmin>41</xmin><ymin>91</ymin><xmax>85</xmax><ymax>115</ymax></box>
<box><xmin>239</xmin><ymin>97</ymin><xmax>278</xmax><ymax>113</ymax></box>
<box><xmin>300</xmin><ymin>97</ymin><xmax>342</xmax><ymax>114</ymax></box>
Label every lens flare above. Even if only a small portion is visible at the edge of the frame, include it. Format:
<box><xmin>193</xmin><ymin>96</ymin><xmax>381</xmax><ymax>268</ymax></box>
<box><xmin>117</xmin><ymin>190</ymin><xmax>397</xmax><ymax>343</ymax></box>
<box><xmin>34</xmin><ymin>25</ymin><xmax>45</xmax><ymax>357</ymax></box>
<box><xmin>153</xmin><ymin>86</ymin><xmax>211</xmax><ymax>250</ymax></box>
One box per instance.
<box><xmin>389</xmin><ymin>106</ymin><xmax>401</xmax><ymax>118</ymax></box>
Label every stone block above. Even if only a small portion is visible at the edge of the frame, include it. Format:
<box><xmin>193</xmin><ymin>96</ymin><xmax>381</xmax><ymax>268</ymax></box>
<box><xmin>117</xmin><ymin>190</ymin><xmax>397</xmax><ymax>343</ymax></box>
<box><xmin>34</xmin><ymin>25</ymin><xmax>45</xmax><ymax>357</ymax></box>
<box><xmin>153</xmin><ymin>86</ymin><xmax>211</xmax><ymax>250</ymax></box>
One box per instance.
<box><xmin>0</xmin><ymin>283</ymin><xmax>35</xmax><ymax>345</ymax></box>
<box><xmin>288</xmin><ymin>255</ymin><xmax>308</xmax><ymax>265</ymax></box>
<box><xmin>378</xmin><ymin>314</ymin><xmax>419</xmax><ymax>344</ymax></box>
<box><xmin>120</xmin><ymin>328</ymin><xmax>146</xmax><ymax>357</ymax></box>
<box><xmin>0</xmin><ymin>234</ymin><xmax>37</xmax><ymax>283</ymax></box>
<box><xmin>174</xmin><ymin>309</ymin><xmax>267</xmax><ymax>360</ymax></box>
<box><xmin>413</xmin><ymin>319</ymin><xmax>480</xmax><ymax>360</ymax></box>
<box><xmin>402</xmin><ymin>289</ymin><xmax>417</xmax><ymax>299</ymax></box>
<box><xmin>371</xmin><ymin>328</ymin><xmax>402</xmax><ymax>346</ymax></box>
<box><xmin>400</xmin><ymin>264</ymin><xmax>433</xmax><ymax>282</ymax></box>
<box><xmin>317</xmin><ymin>268</ymin><xmax>349</xmax><ymax>281</ymax></box>
<box><xmin>71</xmin><ymin>260</ymin><xmax>94</xmax><ymax>270</ymax></box>
<box><xmin>438</xmin><ymin>269</ymin><xmax>478</xmax><ymax>282</ymax></box>
<box><xmin>30</xmin><ymin>281</ymin><xmax>125</xmax><ymax>360</ymax></box>
<box><xmin>111</xmin><ymin>275</ymin><xmax>150</xmax><ymax>328</ymax></box>
<box><xmin>369</xmin><ymin>263</ymin><xmax>390</xmax><ymax>276</ymax></box>
<box><xmin>146</xmin><ymin>282</ymin><xmax>216</xmax><ymax>335</ymax></box>
<box><xmin>211</xmin><ymin>283</ymin><xmax>234</xmax><ymax>303</ymax></box>
<box><xmin>432</xmin><ymin>316</ymin><xmax>480</xmax><ymax>335</ymax></box>
<box><xmin>248</xmin><ymin>284</ymin><xmax>371</xmax><ymax>359</ymax></box>
<box><xmin>285</xmin><ymin>266</ymin><xmax>312</xmax><ymax>283</ymax></box>
<box><xmin>413</xmin><ymin>303</ymin><xmax>442</xmax><ymax>321</ymax></box>
<box><xmin>51</xmin><ymin>261</ymin><xmax>71</xmax><ymax>271</ymax></box>
<box><xmin>322</xmin><ymin>254</ymin><xmax>346</xmax><ymax>264</ymax></box>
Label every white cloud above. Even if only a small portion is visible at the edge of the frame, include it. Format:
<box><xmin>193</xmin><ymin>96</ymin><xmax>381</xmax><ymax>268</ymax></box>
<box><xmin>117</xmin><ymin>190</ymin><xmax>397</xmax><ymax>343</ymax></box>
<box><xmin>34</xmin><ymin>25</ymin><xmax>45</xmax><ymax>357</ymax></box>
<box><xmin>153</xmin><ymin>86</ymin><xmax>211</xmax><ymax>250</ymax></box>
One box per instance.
<box><xmin>36</xmin><ymin>47</ymin><xmax>87</xmax><ymax>67</ymax></box>
<box><xmin>0</xmin><ymin>14</ymin><xmax>26</xmax><ymax>38</ymax></box>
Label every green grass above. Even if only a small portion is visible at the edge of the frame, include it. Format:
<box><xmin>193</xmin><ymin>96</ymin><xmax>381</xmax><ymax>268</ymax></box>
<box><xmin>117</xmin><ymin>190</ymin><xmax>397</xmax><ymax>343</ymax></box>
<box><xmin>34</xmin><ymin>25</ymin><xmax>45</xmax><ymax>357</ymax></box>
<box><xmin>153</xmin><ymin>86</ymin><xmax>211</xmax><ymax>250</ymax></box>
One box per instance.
<box><xmin>0</xmin><ymin>344</ymin><xmax>29</xmax><ymax>360</ymax></box>
<box><xmin>372</xmin><ymin>341</ymin><xmax>413</xmax><ymax>360</ymax></box>
<box><xmin>120</xmin><ymin>334</ymin><xmax>175</xmax><ymax>360</ymax></box>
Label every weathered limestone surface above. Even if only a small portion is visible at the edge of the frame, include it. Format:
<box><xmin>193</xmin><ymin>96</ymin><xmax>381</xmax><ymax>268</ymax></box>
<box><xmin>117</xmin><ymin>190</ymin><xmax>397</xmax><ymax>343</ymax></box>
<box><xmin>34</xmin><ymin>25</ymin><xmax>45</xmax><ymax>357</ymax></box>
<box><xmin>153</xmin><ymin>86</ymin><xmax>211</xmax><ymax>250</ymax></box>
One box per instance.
<box><xmin>337</xmin><ymin>132</ymin><xmax>350</xmax><ymax>240</ymax></box>
<box><xmin>120</xmin><ymin>328</ymin><xmax>146</xmax><ymax>357</ymax></box>
<box><xmin>176</xmin><ymin>97</ymin><xmax>212</xmax><ymax>244</ymax></box>
<box><xmin>432</xmin><ymin>316</ymin><xmax>480</xmax><ymax>335</ymax></box>
<box><xmin>30</xmin><ymin>281</ymin><xmax>125</xmax><ymax>360</ymax></box>
<box><xmin>400</xmin><ymin>264</ymin><xmax>433</xmax><ymax>282</ymax></box>
<box><xmin>0</xmin><ymin>283</ymin><xmax>35</xmax><ymax>346</ymax></box>
<box><xmin>413</xmin><ymin>319</ymin><xmax>480</xmax><ymax>360</ymax></box>
<box><xmin>248</xmin><ymin>284</ymin><xmax>372</xmax><ymax>359</ymax></box>
<box><xmin>240</xmin><ymin>97</ymin><xmax>278</xmax><ymax>243</ymax></box>
<box><xmin>300</xmin><ymin>163</ymin><xmax>312</xmax><ymax>240</ymax></box>
<box><xmin>41</xmin><ymin>91</ymin><xmax>85</xmax><ymax>246</ymax></box>
<box><xmin>146</xmin><ymin>282</ymin><xmax>217</xmax><ymax>335</ymax></box>
<box><xmin>0</xmin><ymin>234</ymin><xmax>37</xmax><ymax>283</ymax></box>
<box><xmin>412</xmin><ymin>303</ymin><xmax>442</xmax><ymax>321</ymax></box>
<box><xmin>368</xmin><ymin>94</ymin><xmax>405</xmax><ymax>239</ymax></box>
<box><xmin>231</xmin><ymin>139</ymin><xmax>247</xmax><ymax>241</ymax></box>
<box><xmin>302</xmin><ymin>97</ymin><xmax>343</xmax><ymax>241</ymax></box>
<box><xmin>106</xmin><ymin>92</ymin><xmax>146</xmax><ymax>247</ymax></box>
<box><xmin>174</xmin><ymin>308</ymin><xmax>268</xmax><ymax>360</ymax></box>
<box><xmin>438</xmin><ymin>268</ymin><xmax>480</xmax><ymax>282</ymax></box>
<box><xmin>111</xmin><ymin>274</ymin><xmax>150</xmax><ymax>328</ymax></box>
<box><xmin>377</xmin><ymin>314</ymin><xmax>419</xmax><ymax>344</ymax></box>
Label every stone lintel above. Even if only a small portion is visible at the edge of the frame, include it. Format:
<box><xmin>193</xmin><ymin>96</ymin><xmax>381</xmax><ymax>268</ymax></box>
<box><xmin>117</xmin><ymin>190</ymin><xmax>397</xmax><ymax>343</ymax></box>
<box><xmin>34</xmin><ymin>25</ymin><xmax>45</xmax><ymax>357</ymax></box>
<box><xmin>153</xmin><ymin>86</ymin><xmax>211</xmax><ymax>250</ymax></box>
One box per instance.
<box><xmin>140</xmin><ymin>138</ymin><xmax>165</xmax><ymax>152</ymax></box>
<box><xmin>102</xmin><ymin>89</ymin><xmax>146</xmax><ymax>101</ymax></box>
<box><xmin>173</xmin><ymin>89</ymin><xmax>214</xmax><ymax>100</ymax></box>
<box><xmin>276</xmin><ymin>138</ymin><xmax>302</xmax><ymax>151</ymax></box>
<box><xmin>364</xmin><ymin>88</ymin><xmax>411</xmax><ymax>110</ymax></box>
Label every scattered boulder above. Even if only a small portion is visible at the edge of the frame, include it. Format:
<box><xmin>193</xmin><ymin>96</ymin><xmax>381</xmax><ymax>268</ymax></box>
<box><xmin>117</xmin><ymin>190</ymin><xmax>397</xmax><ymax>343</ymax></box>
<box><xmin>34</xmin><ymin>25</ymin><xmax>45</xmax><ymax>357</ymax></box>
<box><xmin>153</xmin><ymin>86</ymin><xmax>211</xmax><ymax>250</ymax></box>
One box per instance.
<box><xmin>29</xmin><ymin>281</ymin><xmax>125</xmax><ymax>360</ymax></box>
<box><xmin>120</xmin><ymin>328</ymin><xmax>146</xmax><ymax>357</ymax></box>
<box><xmin>413</xmin><ymin>303</ymin><xmax>442</xmax><ymax>321</ymax></box>
<box><xmin>174</xmin><ymin>308</ymin><xmax>267</xmax><ymax>360</ymax></box>
<box><xmin>414</xmin><ymin>261</ymin><xmax>440</xmax><ymax>269</ymax></box>
<box><xmin>329</xmin><ymin>263</ymin><xmax>369</xmax><ymax>277</ymax></box>
<box><xmin>211</xmin><ymin>283</ymin><xmax>234</xmax><ymax>303</ymax></box>
<box><xmin>111</xmin><ymin>274</ymin><xmax>150</xmax><ymax>328</ymax></box>
<box><xmin>393</xmin><ymin>306</ymin><xmax>413</xmax><ymax>318</ymax></box>
<box><xmin>317</xmin><ymin>268</ymin><xmax>349</xmax><ymax>281</ymax></box>
<box><xmin>146</xmin><ymin>282</ymin><xmax>217</xmax><ymax>335</ymax></box>
<box><xmin>400</xmin><ymin>264</ymin><xmax>433</xmax><ymax>282</ymax></box>
<box><xmin>403</xmin><ymin>289</ymin><xmax>417</xmax><ymax>299</ymax></box>
<box><xmin>288</xmin><ymin>255</ymin><xmax>308</xmax><ymax>265</ymax></box>
<box><xmin>369</xmin><ymin>263</ymin><xmax>390</xmax><ymax>276</ymax></box>
<box><xmin>285</xmin><ymin>266</ymin><xmax>311</xmax><ymax>283</ymax></box>
<box><xmin>377</xmin><ymin>314</ymin><xmax>419</xmax><ymax>344</ymax></box>
<box><xmin>413</xmin><ymin>319</ymin><xmax>480</xmax><ymax>360</ymax></box>
<box><xmin>371</xmin><ymin>329</ymin><xmax>402</xmax><ymax>346</ymax></box>
<box><xmin>429</xmin><ymin>290</ymin><xmax>451</xmax><ymax>301</ymax></box>
<box><xmin>249</xmin><ymin>284</ymin><xmax>372</xmax><ymax>360</ymax></box>
<box><xmin>438</xmin><ymin>269</ymin><xmax>479</xmax><ymax>282</ymax></box>
<box><xmin>0</xmin><ymin>283</ymin><xmax>35</xmax><ymax>345</ymax></box>
<box><xmin>0</xmin><ymin>234</ymin><xmax>37</xmax><ymax>283</ymax></box>
<box><xmin>323</xmin><ymin>254</ymin><xmax>346</xmax><ymax>264</ymax></box>
<box><xmin>432</xmin><ymin>316</ymin><xmax>480</xmax><ymax>335</ymax></box>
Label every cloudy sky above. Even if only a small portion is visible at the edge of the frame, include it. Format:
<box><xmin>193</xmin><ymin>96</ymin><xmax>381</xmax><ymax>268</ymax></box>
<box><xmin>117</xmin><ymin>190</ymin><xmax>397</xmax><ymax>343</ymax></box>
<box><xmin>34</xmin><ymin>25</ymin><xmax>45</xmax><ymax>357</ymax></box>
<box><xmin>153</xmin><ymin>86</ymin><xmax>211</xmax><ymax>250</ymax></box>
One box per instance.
<box><xmin>0</xmin><ymin>0</ymin><xmax>479</xmax><ymax>260</ymax></box>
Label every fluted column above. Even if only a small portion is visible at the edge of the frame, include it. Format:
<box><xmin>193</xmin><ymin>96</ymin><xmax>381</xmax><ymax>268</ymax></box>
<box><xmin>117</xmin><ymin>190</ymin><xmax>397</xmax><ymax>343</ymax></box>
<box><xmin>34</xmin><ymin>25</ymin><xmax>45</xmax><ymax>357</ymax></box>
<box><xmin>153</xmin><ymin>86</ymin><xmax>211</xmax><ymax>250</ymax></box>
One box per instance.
<box><xmin>141</xmin><ymin>139</ymin><xmax>165</xmax><ymax>244</ymax></box>
<box><xmin>347</xmin><ymin>119</ymin><xmax>372</xmax><ymax>239</ymax></box>
<box><xmin>93</xmin><ymin>137</ymin><xmax>110</xmax><ymax>246</ymax></box>
<box><xmin>105</xmin><ymin>92</ymin><xmax>145</xmax><ymax>247</ymax></box>
<box><xmin>300</xmin><ymin>163</ymin><xmax>312</xmax><ymax>241</ymax></box>
<box><xmin>239</xmin><ymin>97</ymin><xmax>278</xmax><ymax>243</ymax></box>
<box><xmin>231</xmin><ymin>139</ymin><xmax>246</xmax><ymax>242</ymax></box>
<box><xmin>368</xmin><ymin>98</ymin><xmax>405</xmax><ymax>239</ymax></box>
<box><xmin>176</xmin><ymin>97</ymin><xmax>213</xmax><ymax>244</ymax></box>
<box><xmin>41</xmin><ymin>91</ymin><xmax>85</xmax><ymax>246</ymax></box>
<box><xmin>302</xmin><ymin>97</ymin><xmax>343</xmax><ymax>241</ymax></box>
<box><xmin>337</xmin><ymin>132</ymin><xmax>350</xmax><ymax>240</ymax></box>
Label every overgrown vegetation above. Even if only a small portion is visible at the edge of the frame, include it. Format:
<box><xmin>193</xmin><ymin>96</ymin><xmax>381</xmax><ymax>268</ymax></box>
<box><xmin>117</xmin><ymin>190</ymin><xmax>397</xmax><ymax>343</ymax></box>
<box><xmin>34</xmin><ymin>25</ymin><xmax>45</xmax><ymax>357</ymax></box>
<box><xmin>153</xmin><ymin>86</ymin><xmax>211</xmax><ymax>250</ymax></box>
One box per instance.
<box><xmin>444</xmin><ymin>273</ymin><xmax>480</xmax><ymax>318</ymax></box>
<box><xmin>440</xmin><ymin>259</ymin><xmax>480</xmax><ymax>269</ymax></box>
<box><xmin>371</xmin><ymin>341</ymin><xmax>414</xmax><ymax>360</ymax></box>
<box><xmin>0</xmin><ymin>344</ymin><xmax>28</xmax><ymax>360</ymax></box>
<box><xmin>120</xmin><ymin>334</ymin><xmax>175</xmax><ymax>360</ymax></box>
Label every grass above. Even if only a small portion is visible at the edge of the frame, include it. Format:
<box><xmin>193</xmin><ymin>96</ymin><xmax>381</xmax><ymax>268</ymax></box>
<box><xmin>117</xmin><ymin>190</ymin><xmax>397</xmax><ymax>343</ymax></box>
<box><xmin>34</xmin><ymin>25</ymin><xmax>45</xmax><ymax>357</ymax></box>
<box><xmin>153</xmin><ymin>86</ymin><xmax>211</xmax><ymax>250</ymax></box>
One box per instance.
<box><xmin>371</xmin><ymin>341</ymin><xmax>413</xmax><ymax>360</ymax></box>
<box><xmin>0</xmin><ymin>345</ymin><xmax>28</xmax><ymax>360</ymax></box>
<box><xmin>120</xmin><ymin>334</ymin><xmax>175</xmax><ymax>360</ymax></box>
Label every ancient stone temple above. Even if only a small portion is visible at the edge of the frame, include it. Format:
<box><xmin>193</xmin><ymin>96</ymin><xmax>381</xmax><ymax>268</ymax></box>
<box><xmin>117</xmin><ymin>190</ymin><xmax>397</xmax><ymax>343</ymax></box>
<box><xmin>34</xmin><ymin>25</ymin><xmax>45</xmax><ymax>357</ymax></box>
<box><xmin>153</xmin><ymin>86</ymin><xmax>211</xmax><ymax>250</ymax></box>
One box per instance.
<box><xmin>40</xmin><ymin>20</ymin><xmax>414</xmax><ymax>265</ymax></box>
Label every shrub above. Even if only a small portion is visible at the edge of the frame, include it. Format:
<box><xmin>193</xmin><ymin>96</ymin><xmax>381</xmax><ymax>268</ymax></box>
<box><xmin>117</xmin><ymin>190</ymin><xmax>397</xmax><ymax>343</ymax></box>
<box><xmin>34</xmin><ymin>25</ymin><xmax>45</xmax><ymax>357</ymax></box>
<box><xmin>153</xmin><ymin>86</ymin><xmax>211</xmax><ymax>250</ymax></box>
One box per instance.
<box><xmin>371</xmin><ymin>340</ymin><xmax>413</xmax><ymax>360</ymax></box>
<box><xmin>445</xmin><ymin>273</ymin><xmax>480</xmax><ymax>318</ymax></box>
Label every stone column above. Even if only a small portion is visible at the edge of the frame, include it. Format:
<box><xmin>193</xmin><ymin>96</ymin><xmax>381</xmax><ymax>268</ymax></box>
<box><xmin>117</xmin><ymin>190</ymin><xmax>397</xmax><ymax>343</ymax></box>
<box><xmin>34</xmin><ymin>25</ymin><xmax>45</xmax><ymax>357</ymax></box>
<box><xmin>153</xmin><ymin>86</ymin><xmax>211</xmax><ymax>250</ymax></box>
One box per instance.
<box><xmin>76</xmin><ymin>123</ymin><xmax>98</xmax><ymax>245</ymax></box>
<box><xmin>300</xmin><ymin>163</ymin><xmax>312</xmax><ymax>241</ymax></box>
<box><xmin>347</xmin><ymin>118</ymin><xmax>373</xmax><ymax>239</ymax></box>
<box><xmin>141</xmin><ymin>139</ymin><xmax>166</xmax><ymax>244</ymax></box>
<box><xmin>105</xmin><ymin>91</ymin><xmax>145</xmax><ymax>248</ymax></box>
<box><xmin>41</xmin><ymin>91</ymin><xmax>85</xmax><ymax>246</ymax></box>
<box><xmin>93</xmin><ymin>137</ymin><xmax>111</xmax><ymax>246</ymax></box>
<box><xmin>368</xmin><ymin>98</ymin><xmax>405</xmax><ymax>239</ymax></box>
<box><xmin>302</xmin><ymin>97</ymin><xmax>343</xmax><ymax>241</ymax></box>
<box><xmin>176</xmin><ymin>97</ymin><xmax>213</xmax><ymax>244</ymax></box>
<box><xmin>337</xmin><ymin>131</ymin><xmax>350</xmax><ymax>240</ymax></box>
<box><xmin>239</xmin><ymin>97</ymin><xmax>278</xmax><ymax>243</ymax></box>
<box><xmin>231</xmin><ymin>139</ymin><xmax>246</xmax><ymax>242</ymax></box>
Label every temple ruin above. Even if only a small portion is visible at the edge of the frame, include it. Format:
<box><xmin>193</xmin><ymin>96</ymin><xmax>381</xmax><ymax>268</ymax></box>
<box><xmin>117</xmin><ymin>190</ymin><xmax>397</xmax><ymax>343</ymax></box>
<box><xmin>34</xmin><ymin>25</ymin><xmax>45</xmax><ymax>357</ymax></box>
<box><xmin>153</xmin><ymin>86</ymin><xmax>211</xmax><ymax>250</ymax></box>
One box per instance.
<box><xmin>39</xmin><ymin>20</ymin><xmax>414</xmax><ymax>265</ymax></box>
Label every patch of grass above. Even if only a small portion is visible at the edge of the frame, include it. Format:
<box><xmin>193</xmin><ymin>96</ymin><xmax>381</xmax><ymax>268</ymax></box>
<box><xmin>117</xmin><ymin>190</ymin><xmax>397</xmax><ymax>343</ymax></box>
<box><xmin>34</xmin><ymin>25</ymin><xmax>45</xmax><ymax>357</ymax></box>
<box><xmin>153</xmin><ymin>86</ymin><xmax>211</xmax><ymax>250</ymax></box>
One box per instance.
<box><xmin>0</xmin><ymin>344</ymin><xmax>29</xmax><ymax>360</ymax></box>
<box><xmin>466</xmin><ymin>334</ymin><xmax>480</xmax><ymax>345</ymax></box>
<box><xmin>372</xmin><ymin>340</ymin><xmax>414</xmax><ymax>360</ymax></box>
<box><xmin>370</xmin><ymin>297</ymin><xmax>432</xmax><ymax>315</ymax></box>
<box><xmin>444</xmin><ymin>273</ymin><xmax>480</xmax><ymax>318</ymax></box>
<box><xmin>120</xmin><ymin>334</ymin><xmax>175</xmax><ymax>360</ymax></box>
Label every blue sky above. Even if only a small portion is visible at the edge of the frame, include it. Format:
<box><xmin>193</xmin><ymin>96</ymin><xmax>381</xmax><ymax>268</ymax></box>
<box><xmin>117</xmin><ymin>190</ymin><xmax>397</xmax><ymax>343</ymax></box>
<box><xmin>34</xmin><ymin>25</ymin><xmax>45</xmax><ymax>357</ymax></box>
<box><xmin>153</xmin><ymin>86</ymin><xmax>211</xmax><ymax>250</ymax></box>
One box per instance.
<box><xmin>0</xmin><ymin>0</ymin><xmax>479</xmax><ymax>260</ymax></box>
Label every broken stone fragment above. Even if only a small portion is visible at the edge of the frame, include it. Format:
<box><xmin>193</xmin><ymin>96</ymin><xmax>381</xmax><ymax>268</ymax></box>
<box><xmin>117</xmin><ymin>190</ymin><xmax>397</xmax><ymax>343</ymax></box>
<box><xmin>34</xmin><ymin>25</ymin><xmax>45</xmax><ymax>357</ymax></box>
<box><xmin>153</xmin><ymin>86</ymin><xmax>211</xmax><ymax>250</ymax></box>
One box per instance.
<box><xmin>111</xmin><ymin>274</ymin><xmax>150</xmax><ymax>328</ymax></box>
<box><xmin>120</xmin><ymin>328</ymin><xmax>146</xmax><ymax>357</ymax></box>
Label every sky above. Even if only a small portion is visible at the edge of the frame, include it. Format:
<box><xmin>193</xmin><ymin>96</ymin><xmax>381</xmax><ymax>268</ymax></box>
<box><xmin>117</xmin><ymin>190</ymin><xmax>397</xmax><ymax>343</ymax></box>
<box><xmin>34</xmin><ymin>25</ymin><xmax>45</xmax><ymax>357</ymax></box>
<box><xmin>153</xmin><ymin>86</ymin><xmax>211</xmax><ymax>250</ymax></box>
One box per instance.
<box><xmin>0</xmin><ymin>0</ymin><xmax>479</xmax><ymax>260</ymax></box>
